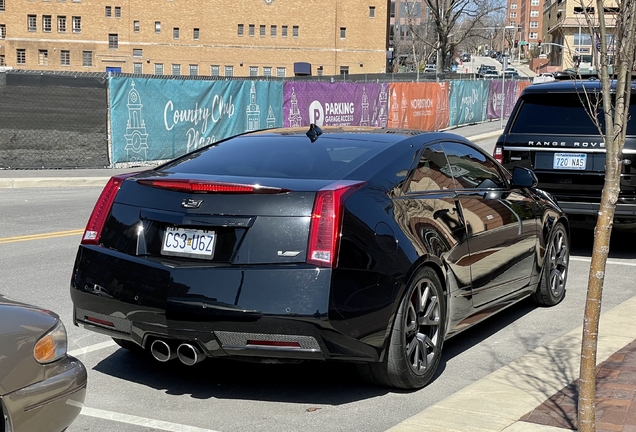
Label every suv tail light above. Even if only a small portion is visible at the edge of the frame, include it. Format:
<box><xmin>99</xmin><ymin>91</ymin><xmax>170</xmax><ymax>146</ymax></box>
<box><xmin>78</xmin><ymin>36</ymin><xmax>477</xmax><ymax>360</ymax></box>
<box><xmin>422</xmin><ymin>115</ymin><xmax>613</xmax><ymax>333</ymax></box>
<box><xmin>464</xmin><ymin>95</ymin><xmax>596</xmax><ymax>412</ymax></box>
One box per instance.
<box><xmin>307</xmin><ymin>181</ymin><xmax>365</xmax><ymax>268</ymax></box>
<box><xmin>81</xmin><ymin>173</ymin><xmax>137</xmax><ymax>245</ymax></box>
<box><xmin>493</xmin><ymin>145</ymin><xmax>503</xmax><ymax>164</ymax></box>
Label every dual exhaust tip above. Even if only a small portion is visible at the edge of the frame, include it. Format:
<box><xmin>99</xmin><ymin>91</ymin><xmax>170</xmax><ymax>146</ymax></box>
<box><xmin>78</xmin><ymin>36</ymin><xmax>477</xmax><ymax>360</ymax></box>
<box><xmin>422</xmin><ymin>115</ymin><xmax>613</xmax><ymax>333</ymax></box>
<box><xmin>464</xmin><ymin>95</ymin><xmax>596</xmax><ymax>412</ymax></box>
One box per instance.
<box><xmin>149</xmin><ymin>339</ymin><xmax>205</xmax><ymax>366</ymax></box>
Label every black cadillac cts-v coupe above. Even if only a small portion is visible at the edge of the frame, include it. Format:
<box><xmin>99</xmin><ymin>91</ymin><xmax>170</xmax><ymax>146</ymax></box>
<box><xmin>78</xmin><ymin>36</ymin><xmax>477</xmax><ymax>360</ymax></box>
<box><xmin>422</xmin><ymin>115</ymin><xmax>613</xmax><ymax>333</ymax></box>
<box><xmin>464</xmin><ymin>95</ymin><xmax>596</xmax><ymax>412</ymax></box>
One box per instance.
<box><xmin>71</xmin><ymin>126</ymin><xmax>570</xmax><ymax>389</ymax></box>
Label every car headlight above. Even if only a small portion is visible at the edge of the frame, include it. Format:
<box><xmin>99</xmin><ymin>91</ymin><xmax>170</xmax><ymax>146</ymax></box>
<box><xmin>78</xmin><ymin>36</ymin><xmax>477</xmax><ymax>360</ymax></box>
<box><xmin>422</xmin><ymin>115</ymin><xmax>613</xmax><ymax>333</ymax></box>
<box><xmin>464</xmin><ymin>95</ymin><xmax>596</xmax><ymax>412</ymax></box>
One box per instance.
<box><xmin>33</xmin><ymin>320</ymin><xmax>68</xmax><ymax>364</ymax></box>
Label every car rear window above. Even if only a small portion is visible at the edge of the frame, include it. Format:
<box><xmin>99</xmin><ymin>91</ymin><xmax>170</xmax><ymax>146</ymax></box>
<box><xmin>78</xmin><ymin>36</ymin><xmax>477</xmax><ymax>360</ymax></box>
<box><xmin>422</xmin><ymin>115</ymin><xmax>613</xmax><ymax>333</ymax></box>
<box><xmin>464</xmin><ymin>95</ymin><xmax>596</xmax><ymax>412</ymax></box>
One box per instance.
<box><xmin>510</xmin><ymin>93</ymin><xmax>636</xmax><ymax>135</ymax></box>
<box><xmin>160</xmin><ymin>135</ymin><xmax>387</xmax><ymax>179</ymax></box>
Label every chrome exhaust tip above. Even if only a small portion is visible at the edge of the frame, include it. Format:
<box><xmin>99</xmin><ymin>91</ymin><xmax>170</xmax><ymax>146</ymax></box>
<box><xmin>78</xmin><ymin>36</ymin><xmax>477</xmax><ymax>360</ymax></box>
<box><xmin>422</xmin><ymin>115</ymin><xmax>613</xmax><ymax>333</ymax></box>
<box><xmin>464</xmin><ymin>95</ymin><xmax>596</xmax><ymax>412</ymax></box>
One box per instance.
<box><xmin>150</xmin><ymin>339</ymin><xmax>177</xmax><ymax>362</ymax></box>
<box><xmin>176</xmin><ymin>343</ymin><xmax>205</xmax><ymax>366</ymax></box>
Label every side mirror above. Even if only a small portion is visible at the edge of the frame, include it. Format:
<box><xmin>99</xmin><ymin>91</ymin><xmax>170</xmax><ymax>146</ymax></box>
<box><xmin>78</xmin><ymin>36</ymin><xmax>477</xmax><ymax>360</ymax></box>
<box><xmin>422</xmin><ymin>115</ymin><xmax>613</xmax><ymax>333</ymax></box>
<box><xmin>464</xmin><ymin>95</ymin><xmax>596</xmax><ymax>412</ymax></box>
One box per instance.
<box><xmin>510</xmin><ymin>166</ymin><xmax>538</xmax><ymax>188</ymax></box>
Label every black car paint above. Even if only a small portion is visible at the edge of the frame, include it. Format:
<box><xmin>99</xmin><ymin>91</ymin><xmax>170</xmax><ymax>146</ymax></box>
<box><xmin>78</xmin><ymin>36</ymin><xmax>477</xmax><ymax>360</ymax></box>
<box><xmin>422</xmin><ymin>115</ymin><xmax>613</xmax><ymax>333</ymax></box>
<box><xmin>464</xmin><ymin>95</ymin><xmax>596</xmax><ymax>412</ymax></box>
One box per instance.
<box><xmin>71</xmin><ymin>128</ymin><xmax>566</xmax><ymax>366</ymax></box>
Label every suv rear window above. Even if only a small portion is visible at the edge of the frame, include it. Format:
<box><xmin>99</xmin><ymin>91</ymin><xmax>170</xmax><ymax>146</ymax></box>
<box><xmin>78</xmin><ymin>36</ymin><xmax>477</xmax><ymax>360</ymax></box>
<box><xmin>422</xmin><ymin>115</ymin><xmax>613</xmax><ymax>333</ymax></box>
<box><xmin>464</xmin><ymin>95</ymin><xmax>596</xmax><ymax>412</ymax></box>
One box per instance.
<box><xmin>161</xmin><ymin>135</ymin><xmax>386</xmax><ymax>179</ymax></box>
<box><xmin>510</xmin><ymin>93</ymin><xmax>636</xmax><ymax>135</ymax></box>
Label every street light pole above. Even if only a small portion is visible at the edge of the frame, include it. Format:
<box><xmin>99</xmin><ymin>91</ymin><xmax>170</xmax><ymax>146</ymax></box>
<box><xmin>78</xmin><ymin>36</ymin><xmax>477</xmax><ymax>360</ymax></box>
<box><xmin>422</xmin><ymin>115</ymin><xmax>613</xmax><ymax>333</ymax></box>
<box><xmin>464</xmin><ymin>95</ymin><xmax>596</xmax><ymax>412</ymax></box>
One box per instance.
<box><xmin>501</xmin><ymin>25</ymin><xmax>516</xmax><ymax>129</ymax></box>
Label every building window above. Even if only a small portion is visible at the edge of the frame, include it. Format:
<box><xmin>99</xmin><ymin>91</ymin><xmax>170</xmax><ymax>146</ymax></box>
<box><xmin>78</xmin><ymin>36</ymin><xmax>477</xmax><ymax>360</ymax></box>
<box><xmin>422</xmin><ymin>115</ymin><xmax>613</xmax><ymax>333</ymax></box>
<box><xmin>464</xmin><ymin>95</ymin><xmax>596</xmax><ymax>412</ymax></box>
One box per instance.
<box><xmin>109</xmin><ymin>33</ymin><xmax>118</xmax><ymax>49</ymax></box>
<box><xmin>133</xmin><ymin>62</ymin><xmax>142</xmax><ymax>74</ymax></box>
<box><xmin>260</xmin><ymin>25</ymin><xmax>265</xmax><ymax>37</ymax></box>
<box><xmin>0</xmin><ymin>55</ymin><xmax>5</xmax><ymax>66</ymax></box>
<box><xmin>16</xmin><ymin>49</ymin><xmax>26</xmax><ymax>65</ymax></box>
<box><xmin>276</xmin><ymin>67</ymin><xmax>286</xmax><ymax>77</ymax></box>
<box><xmin>529</xmin><ymin>32</ymin><xmax>538</xmax><ymax>39</ymax></box>
<box><xmin>134</xmin><ymin>21</ymin><xmax>140</xmax><ymax>32</ymax></box>
<box><xmin>82</xmin><ymin>50</ymin><xmax>92</xmax><ymax>66</ymax></box>
<box><xmin>510</xmin><ymin>12</ymin><xmax>516</xmax><ymax>18</ymax></box>
<box><xmin>271</xmin><ymin>25</ymin><xmax>276</xmax><ymax>36</ymax></box>
<box><xmin>189</xmin><ymin>64</ymin><xmax>198</xmax><ymax>76</ymax></box>
<box><xmin>38</xmin><ymin>49</ymin><xmax>48</xmax><ymax>66</ymax></box>
<box><xmin>210</xmin><ymin>65</ymin><xmax>220</xmax><ymax>76</ymax></box>
<box><xmin>224</xmin><ymin>65</ymin><xmax>234</xmax><ymax>76</ymax></box>
<box><xmin>60</xmin><ymin>50</ymin><xmax>70</xmax><ymax>66</ymax></box>
<box><xmin>172</xmin><ymin>63</ymin><xmax>181</xmax><ymax>75</ymax></box>
<box><xmin>340</xmin><ymin>27</ymin><xmax>346</xmax><ymax>38</ymax></box>
<box><xmin>293</xmin><ymin>25</ymin><xmax>299</xmax><ymax>37</ymax></box>
<box><xmin>249</xmin><ymin>66</ymin><xmax>258</xmax><ymax>76</ymax></box>
<box><xmin>340</xmin><ymin>66</ymin><xmax>349</xmax><ymax>75</ymax></box>
<box><xmin>263</xmin><ymin>66</ymin><xmax>272</xmax><ymax>77</ymax></box>
<box><xmin>282</xmin><ymin>25</ymin><xmax>288</xmax><ymax>37</ymax></box>
<box><xmin>43</xmin><ymin>15</ymin><xmax>52</xmax><ymax>32</ymax></box>
<box><xmin>530</xmin><ymin>0</ymin><xmax>539</xmax><ymax>5</ymax></box>
<box><xmin>193</xmin><ymin>28</ymin><xmax>199</xmax><ymax>39</ymax></box>
<box><xmin>510</xmin><ymin>3</ymin><xmax>517</xmax><ymax>8</ymax></box>
<box><xmin>105</xmin><ymin>6</ymin><xmax>111</xmax><ymax>17</ymax></box>
<box><xmin>132</xmin><ymin>48</ymin><xmax>142</xmax><ymax>57</ymax></box>
<box><xmin>72</xmin><ymin>16</ymin><xmax>81</xmax><ymax>33</ymax></box>
<box><xmin>115</xmin><ymin>6</ymin><xmax>121</xmax><ymax>18</ymax></box>
<box><xmin>249</xmin><ymin>24</ymin><xmax>254</xmax><ymax>36</ymax></box>
<box><xmin>154</xmin><ymin>63</ymin><xmax>164</xmax><ymax>75</ymax></box>
<box><xmin>173</xmin><ymin>27</ymin><xmax>179</xmax><ymax>39</ymax></box>
<box><xmin>369</xmin><ymin>6</ymin><xmax>375</xmax><ymax>17</ymax></box>
<box><xmin>530</xmin><ymin>21</ymin><xmax>538</xmax><ymax>28</ymax></box>
<box><xmin>530</xmin><ymin>10</ymin><xmax>539</xmax><ymax>17</ymax></box>
<box><xmin>0</xmin><ymin>24</ymin><xmax>5</xmax><ymax>39</ymax></box>
<box><xmin>238</xmin><ymin>24</ymin><xmax>244</xmax><ymax>36</ymax></box>
<box><xmin>28</xmin><ymin>15</ymin><xmax>37</xmax><ymax>32</ymax></box>
<box><xmin>0</xmin><ymin>0</ymin><xmax>4</xmax><ymax>11</ymax></box>
<box><xmin>58</xmin><ymin>16</ymin><xmax>66</xmax><ymax>32</ymax></box>
<box><xmin>155</xmin><ymin>21</ymin><xmax>161</xmax><ymax>33</ymax></box>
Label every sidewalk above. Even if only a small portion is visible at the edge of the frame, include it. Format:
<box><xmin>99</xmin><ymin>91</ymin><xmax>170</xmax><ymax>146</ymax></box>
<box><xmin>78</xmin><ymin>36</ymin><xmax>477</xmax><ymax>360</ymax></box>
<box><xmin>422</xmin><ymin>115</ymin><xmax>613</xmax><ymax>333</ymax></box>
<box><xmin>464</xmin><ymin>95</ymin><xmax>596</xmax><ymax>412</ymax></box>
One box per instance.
<box><xmin>0</xmin><ymin>121</ymin><xmax>505</xmax><ymax>189</ymax></box>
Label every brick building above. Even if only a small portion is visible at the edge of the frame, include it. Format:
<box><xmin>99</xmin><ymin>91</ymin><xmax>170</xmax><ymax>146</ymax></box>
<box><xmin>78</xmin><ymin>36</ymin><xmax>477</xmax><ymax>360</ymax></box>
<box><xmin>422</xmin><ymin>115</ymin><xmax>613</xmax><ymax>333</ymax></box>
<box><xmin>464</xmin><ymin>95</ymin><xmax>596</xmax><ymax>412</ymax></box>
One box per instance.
<box><xmin>505</xmin><ymin>0</ymin><xmax>543</xmax><ymax>59</ymax></box>
<box><xmin>0</xmin><ymin>0</ymin><xmax>390</xmax><ymax>76</ymax></box>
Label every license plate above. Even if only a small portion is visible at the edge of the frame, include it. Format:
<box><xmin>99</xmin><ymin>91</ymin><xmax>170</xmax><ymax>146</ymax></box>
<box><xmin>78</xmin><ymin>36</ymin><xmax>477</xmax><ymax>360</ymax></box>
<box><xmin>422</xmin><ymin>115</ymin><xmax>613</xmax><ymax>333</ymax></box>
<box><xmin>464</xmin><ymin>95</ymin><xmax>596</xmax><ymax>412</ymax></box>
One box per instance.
<box><xmin>161</xmin><ymin>227</ymin><xmax>216</xmax><ymax>259</ymax></box>
<box><xmin>553</xmin><ymin>153</ymin><xmax>587</xmax><ymax>170</ymax></box>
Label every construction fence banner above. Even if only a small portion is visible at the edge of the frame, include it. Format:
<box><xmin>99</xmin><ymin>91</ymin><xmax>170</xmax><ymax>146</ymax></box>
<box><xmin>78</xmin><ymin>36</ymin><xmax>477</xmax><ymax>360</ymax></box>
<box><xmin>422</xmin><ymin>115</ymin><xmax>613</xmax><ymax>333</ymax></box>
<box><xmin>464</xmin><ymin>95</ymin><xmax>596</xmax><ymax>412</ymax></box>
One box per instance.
<box><xmin>282</xmin><ymin>82</ymin><xmax>390</xmax><ymax>128</ymax></box>
<box><xmin>486</xmin><ymin>80</ymin><xmax>519</xmax><ymax>121</ymax></box>
<box><xmin>387</xmin><ymin>82</ymin><xmax>450</xmax><ymax>131</ymax></box>
<box><xmin>448</xmin><ymin>80</ymin><xmax>490</xmax><ymax>127</ymax></box>
<box><xmin>109</xmin><ymin>77</ymin><xmax>284</xmax><ymax>164</ymax></box>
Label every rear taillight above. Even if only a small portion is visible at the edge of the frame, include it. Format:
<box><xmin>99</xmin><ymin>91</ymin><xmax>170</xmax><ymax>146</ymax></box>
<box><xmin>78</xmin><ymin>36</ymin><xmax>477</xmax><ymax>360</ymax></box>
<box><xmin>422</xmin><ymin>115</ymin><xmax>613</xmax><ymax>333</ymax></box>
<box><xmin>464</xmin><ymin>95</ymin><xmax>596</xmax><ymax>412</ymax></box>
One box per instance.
<box><xmin>137</xmin><ymin>179</ymin><xmax>289</xmax><ymax>194</ymax></box>
<box><xmin>307</xmin><ymin>181</ymin><xmax>365</xmax><ymax>268</ymax></box>
<box><xmin>493</xmin><ymin>145</ymin><xmax>503</xmax><ymax>164</ymax></box>
<box><xmin>81</xmin><ymin>173</ymin><xmax>137</xmax><ymax>245</ymax></box>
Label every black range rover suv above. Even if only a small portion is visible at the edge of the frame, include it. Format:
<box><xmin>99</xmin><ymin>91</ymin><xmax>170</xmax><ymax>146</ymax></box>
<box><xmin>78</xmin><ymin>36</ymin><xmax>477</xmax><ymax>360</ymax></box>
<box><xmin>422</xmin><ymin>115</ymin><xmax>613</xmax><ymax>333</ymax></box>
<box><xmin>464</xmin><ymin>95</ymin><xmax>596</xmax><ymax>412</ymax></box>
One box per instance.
<box><xmin>494</xmin><ymin>80</ymin><xmax>636</xmax><ymax>230</ymax></box>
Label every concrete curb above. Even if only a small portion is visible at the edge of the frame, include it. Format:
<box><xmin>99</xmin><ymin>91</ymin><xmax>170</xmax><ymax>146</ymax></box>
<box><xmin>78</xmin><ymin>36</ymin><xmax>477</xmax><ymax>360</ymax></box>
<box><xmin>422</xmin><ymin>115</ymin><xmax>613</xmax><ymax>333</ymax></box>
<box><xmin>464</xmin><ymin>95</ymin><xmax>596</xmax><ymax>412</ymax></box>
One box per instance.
<box><xmin>385</xmin><ymin>294</ymin><xmax>636</xmax><ymax>432</ymax></box>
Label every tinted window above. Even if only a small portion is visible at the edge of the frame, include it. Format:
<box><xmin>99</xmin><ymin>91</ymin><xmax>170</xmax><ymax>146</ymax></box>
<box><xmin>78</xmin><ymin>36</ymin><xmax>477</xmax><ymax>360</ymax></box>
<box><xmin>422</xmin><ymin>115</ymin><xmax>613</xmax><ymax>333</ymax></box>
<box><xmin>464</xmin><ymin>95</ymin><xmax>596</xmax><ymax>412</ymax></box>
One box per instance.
<box><xmin>511</xmin><ymin>93</ymin><xmax>636</xmax><ymax>135</ymax></box>
<box><xmin>441</xmin><ymin>142</ymin><xmax>505</xmax><ymax>189</ymax></box>
<box><xmin>161</xmin><ymin>135</ymin><xmax>387</xmax><ymax>180</ymax></box>
<box><xmin>407</xmin><ymin>143</ymin><xmax>455</xmax><ymax>192</ymax></box>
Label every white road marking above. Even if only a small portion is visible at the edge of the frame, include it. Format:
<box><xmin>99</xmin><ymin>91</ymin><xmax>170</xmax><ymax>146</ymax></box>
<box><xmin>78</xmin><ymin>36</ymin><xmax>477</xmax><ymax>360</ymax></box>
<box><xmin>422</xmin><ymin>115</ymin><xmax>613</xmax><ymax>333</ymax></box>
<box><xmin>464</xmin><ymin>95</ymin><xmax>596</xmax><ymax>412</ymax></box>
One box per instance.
<box><xmin>66</xmin><ymin>401</ymin><xmax>220</xmax><ymax>432</ymax></box>
<box><xmin>68</xmin><ymin>340</ymin><xmax>117</xmax><ymax>357</ymax></box>
<box><xmin>571</xmin><ymin>256</ymin><xmax>636</xmax><ymax>267</ymax></box>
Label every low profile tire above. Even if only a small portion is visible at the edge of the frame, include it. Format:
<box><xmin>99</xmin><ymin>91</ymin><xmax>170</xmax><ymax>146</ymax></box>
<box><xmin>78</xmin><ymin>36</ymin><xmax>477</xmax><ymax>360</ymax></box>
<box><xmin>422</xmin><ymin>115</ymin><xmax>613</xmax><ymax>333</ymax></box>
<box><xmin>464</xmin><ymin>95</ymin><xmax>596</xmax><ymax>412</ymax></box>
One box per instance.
<box><xmin>112</xmin><ymin>338</ymin><xmax>143</xmax><ymax>353</ymax></box>
<box><xmin>533</xmin><ymin>222</ymin><xmax>569</xmax><ymax>306</ymax></box>
<box><xmin>358</xmin><ymin>267</ymin><xmax>446</xmax><ymax>389</ymax></box>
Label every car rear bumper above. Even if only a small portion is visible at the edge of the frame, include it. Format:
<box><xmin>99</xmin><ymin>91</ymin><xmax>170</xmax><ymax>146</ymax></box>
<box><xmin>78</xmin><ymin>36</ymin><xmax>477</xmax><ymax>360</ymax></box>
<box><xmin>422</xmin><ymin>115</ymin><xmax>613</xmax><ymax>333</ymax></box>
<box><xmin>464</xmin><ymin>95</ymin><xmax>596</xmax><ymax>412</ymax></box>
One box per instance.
<box><xmin>2</xmin><ymin>356</ymin><xmax>87</xmax><ymax>432</ymax></box>
<box><xmin>555</xmin><ymin>200</ymin><xmax>636</xmax><ymax>229</ymax></box>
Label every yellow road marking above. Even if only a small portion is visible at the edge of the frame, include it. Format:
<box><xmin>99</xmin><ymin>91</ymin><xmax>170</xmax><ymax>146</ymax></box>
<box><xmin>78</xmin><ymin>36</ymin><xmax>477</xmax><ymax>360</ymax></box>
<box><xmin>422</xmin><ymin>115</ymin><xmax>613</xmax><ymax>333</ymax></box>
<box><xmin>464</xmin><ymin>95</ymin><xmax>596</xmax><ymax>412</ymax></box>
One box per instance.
<box><xmin>0</xmin><ymin>229</ymin><xmax>84</xmax><ymax>244</ymax></box>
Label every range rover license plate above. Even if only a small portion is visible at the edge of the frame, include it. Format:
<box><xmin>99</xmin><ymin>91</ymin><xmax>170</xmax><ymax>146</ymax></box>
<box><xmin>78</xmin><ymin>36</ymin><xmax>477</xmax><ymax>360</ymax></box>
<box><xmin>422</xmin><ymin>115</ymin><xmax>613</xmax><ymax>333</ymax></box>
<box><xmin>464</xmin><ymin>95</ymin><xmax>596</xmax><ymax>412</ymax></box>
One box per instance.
<box><xmin>553</xmin><ymin>153</ymin><xmax>587</xmax><ymax>170</ymax></box>
<box><xmin>162</xmin><ymin>227</ymin><xmax>216</xmax><ymax>259</ymax></box>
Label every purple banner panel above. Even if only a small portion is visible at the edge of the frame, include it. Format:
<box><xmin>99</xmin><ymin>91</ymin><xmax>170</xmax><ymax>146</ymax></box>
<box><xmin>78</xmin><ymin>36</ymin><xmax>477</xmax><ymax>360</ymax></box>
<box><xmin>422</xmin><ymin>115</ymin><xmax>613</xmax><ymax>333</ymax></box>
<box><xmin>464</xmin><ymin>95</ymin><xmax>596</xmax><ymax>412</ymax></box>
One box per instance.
<box><xmin>486</xmin><ymin>80</ymin><xmax>518</xmax><ymax>120</ymax></box>
<box><xmin>283</xmin><ymin>82</ymin><xmax>389</xmax><ymax>128</ymax></box>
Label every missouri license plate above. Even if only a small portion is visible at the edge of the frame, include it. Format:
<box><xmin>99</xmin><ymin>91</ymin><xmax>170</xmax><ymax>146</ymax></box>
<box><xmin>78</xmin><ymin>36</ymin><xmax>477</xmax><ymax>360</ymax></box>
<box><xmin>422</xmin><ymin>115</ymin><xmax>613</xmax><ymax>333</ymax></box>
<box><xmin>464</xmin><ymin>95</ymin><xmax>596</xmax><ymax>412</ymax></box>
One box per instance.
<box><xmin>553</xmin><ymin>153</ymin><xmax>587</xmax><ymax>170</ymax></box>
<box><xmin>162</xmin><ymin>227</ymin><xmax>216</xmax><ymax>259</ymax></box>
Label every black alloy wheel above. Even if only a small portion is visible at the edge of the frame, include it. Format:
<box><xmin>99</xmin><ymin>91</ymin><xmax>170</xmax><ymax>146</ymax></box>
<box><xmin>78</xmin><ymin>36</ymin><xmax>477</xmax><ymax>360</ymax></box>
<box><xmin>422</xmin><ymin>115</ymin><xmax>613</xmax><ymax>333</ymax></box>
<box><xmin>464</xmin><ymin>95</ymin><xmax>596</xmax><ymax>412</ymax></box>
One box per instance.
<box><xmin>533</xmin><ymin>222</ymin><xmax>569</xmax><ymax>306</ymax></box>
<box><xmin>358</xmin><ymin>266</ymin><xmax>446</xmax><ymax>389</ymax></box>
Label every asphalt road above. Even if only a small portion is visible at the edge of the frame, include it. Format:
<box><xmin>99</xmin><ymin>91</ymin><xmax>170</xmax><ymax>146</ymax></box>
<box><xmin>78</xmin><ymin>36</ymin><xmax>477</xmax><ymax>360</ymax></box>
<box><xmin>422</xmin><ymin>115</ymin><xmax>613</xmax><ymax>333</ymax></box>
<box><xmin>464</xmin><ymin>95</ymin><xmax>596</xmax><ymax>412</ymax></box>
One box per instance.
<box><xmin>1</xmin><ymin>144</ymin><xmax>635</xmax><ymax>432</ymax></box>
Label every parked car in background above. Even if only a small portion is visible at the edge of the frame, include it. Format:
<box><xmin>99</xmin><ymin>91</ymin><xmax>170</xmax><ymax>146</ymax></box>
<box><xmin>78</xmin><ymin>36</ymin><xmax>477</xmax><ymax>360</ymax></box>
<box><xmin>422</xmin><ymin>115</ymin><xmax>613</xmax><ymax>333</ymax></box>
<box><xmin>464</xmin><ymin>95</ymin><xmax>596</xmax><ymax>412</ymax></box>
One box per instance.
<box><xmin>504</xmin><ymin>67</ymin><xmax>517</xmax><ymax>74</ymax></box>
<box><xmin>71</xmin><ymin>125</ymin><xmax>569</xmax><ymax>390</ymax></box>
<box><xmin>481</xmin><ymin>70</ymin><xmax>500</xmax><ymax>78</ymax></box>
<box><xmin>502</xmin><ymin>71</ymin><xmax>520</xmax><ymax>79</ymax></box>
<box><xmin>477</xmin><ymin>64</ymin><xmax>497</xmax><ymax>75</ymax></box>
<box><xmin>494</xmin><ymin>80</ymin><xmax>636</xmax><ymax>231</ymax></box>
<box><xmin>461</xmin><ymin>53</ymin><xmax>471</xmax><ymax>62</ymax></box>
<box><xmin>0</xmin><ymin>294</ymin><xmax>87</xmax><ymax>432</ymax></box>
<box><xmin>424</xmin><ymin>64</ymin><xmax>437</xmax><ymax>73</ymax></box>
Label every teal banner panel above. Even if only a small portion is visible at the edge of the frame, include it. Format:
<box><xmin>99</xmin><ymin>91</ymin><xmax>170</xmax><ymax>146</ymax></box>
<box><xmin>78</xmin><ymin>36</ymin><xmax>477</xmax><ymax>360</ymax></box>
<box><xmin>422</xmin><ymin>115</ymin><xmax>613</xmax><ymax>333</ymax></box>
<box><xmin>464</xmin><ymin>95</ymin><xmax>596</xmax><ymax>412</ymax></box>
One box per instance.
<box><xmin>449</xmin><ymin>81</ymin><xmax>489</xmax><ymax>127</ymax></box>
<box><xmin>109</xmin><ymin>77</ymin><xmax>283</xmax><ymax>164</ymax></box>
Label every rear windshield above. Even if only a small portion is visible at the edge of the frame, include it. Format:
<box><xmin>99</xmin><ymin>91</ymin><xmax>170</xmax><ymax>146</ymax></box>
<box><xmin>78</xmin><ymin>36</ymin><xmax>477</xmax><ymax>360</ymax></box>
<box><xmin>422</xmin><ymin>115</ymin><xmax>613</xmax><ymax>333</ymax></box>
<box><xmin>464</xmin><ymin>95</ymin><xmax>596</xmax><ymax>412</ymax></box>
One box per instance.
<box><xmin>510</xmin><ymin>93</ymin><xmax>636</xmax><ymax>135</ymax></box>
<box><xmin>160</xmin><ymin>135</ymin><xmax>389</xmax><ymax>179</ymax></box>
